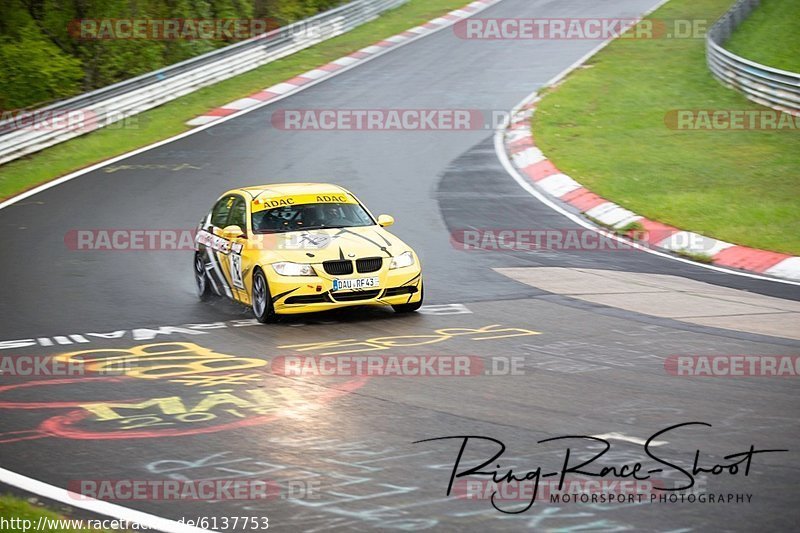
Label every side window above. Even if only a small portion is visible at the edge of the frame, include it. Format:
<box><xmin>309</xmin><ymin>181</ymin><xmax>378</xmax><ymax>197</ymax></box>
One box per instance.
<box><xmin>228</xmin><ymin>197</ymin><xmax>247</xmax><ymax>230</ymax></box>
<box><xmin>210</xmin><ymin>196</ymin><xmax>235</xmax><ymax>228</ymax></box>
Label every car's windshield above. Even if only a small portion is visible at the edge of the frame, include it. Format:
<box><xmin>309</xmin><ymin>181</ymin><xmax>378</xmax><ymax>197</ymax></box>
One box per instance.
<box><xmin>251</xmin><ymin>202</ymin><xmax>375</xmax><ymax>233</ymax></box>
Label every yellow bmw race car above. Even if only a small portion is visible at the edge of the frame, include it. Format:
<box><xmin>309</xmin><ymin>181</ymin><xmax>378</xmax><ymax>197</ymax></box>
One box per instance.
<box><xmin>193</xmin><ymin>183</ymin><xmax>423</xmax><ymax>322</ymax></box>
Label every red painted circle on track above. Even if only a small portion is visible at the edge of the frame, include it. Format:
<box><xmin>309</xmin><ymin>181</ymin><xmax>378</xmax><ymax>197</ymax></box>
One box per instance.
<box><xmin>1</xmin><ymin>376</ymin><xmax>366</xmax><ymax>439</ymax></box>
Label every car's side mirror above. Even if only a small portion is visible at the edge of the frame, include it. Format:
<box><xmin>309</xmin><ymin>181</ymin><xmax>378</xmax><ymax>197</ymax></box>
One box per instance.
<box><xmin>221</xmin><ymin>225</ymin><xmax>246</xmax><ymax>239</ymax></box>
<box><xmin>377</xmin><ymin>214</ymin><xmax>394</xmax><ymax>227</ymax></box>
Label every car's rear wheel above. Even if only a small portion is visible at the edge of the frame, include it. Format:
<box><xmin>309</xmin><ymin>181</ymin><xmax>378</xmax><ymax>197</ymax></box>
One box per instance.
<box><xmin>392</xmin><ymin>283</ymin><xmax>423</xmax><ymax>313</ymax></box>
<box><xmin>252</xmin><ymin>268</ymin><xmax>276</xmax><ymax>323</ymax></box>
<box><xmin>194</xmin><ymin>252</ymin><xmax>215</xmax><ymax>301</ymax></box>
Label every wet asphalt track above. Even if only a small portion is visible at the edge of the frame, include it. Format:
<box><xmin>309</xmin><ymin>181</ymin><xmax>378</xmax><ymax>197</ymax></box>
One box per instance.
<box><xmin>0</xmin><ymin>0</ymin><xmax>798</xmax><ymax>531</ymax></box>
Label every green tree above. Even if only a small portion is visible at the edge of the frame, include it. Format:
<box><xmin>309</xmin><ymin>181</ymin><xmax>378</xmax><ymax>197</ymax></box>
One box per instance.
<box><xmin>0</xmin><ymin>0</ymin><xmax>346</xmax><ymax>109</ymax></box>
<box><xmin>0</xmin><ymin>25</ymin><xmax>83</xmax><ymax>109</ymax></box>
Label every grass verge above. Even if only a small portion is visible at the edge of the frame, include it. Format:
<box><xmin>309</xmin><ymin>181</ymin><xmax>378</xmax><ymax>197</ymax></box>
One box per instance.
<box><xmin>0</xmin><ymin>0</ymin><xmax>470</xmax><ymax>201</ymax></box>
<box><xmin>675</xmin><ymin>249</ymin><xmax>714</xmax><ymax>264</ymax></box>
<box><xmin>0</xmin><ymin>494</ymin><xmax>115</xmax><ymax>532</ymax></box>
<box><xmin>533</xmin><ymin>0</ymin><xmax>800</xmax><ymax>255</ymax></box>
<box><xmin>725</xmin><ymin>0</ymin><xmax>800</xmax><ymax>72</ymax></box>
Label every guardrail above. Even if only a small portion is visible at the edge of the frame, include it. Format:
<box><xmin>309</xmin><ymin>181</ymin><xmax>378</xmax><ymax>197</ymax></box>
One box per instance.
<box><xmin>706</xmin><ymin>0</ymin><xmax>800</xmax><ymax>115</ymax></box>
<box><xmin>0</xmin><ymin>0</ymin><xmax>408</xmax><ymax>165</ymax></box>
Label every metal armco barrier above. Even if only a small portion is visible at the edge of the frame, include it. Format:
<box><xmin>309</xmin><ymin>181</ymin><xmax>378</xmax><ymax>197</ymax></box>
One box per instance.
<box><xmin>707</xmin><ymin>0</ymin><xmax>800</xmax><ymax>115</ymax></box>
<box><xmin>0</xmin><ymin>0</ymin><xmax>408</xmax><ymax>165</ymax></box>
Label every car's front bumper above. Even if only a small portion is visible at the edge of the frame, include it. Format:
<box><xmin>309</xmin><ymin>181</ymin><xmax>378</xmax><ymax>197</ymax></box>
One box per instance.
<box><xmin>267</xmin><ymin>264</ymin><xmax>422</xmax><ymax>314</ymax></box>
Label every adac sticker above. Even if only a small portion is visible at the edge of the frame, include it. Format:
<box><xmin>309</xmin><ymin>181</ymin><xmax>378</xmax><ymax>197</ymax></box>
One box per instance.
<box><xmin>252</xmin><ymin>193</ymin><xmax>356</xmax><ymax>212</ymax></box>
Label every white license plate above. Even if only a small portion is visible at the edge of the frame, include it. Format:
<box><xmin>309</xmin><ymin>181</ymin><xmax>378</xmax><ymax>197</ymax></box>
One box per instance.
<box><xmin>333</xmin><ymin>277</ymin><xmax>379</xmax><ymax>291</ymax></box>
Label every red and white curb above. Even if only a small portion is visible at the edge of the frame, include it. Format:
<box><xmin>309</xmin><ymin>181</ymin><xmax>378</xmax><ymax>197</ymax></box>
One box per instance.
<box><xmin>503</xmin><ymin>98</ymin><xmax>800</xmax><ymax>282</ymax></box>
<box><xmin>186</xmin><ymin>0</ymin><xmax>501</xmax><ymax>127</ymax></box>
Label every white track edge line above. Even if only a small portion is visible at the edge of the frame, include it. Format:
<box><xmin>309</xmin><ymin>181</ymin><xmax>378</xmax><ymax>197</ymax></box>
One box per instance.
<box><xmin>0</xmin><ymin>467</ymin><xmax>213</xmax><ymax>533</ymax></box>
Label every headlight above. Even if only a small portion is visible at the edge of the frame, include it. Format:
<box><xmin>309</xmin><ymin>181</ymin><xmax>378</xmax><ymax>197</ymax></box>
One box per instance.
<box><xmin>272</xmin><ymin>262</ymin><xmax>316</xmax><ymax>276</ymax></box>
<box><xmin>390</xmin><ymin>251</ymin><xmax>415</xmax><ymax>269</ymax></box>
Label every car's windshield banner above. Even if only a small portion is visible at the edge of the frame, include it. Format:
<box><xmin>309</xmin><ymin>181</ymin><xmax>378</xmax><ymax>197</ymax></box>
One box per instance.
<box><xmin>252</xmin><ymin>193</ymin><xmax>356</xmax><ymax>212</ymax></box>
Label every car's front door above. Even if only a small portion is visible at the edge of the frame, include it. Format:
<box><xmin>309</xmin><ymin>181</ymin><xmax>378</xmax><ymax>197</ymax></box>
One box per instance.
<box><xmin>225</xmin><ymin>196</ymin><xmax>249</xmax><ymax>303</ymax></box>
<box><xmin>198</xmin><ymin>194</ymin><xmax>247</xmax><ymax>301</ymax></box>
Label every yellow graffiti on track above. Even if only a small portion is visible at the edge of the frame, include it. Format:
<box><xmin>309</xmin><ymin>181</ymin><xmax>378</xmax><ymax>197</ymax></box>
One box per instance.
<box><xmin>54</xmin><ymin>342</ymin><xmax>267</xmax><ymax>381</ymax></box>
<box><xmin>278</xmin><ymin>324</ymin><xmax>542</xmax><ymax>355</ymax></box>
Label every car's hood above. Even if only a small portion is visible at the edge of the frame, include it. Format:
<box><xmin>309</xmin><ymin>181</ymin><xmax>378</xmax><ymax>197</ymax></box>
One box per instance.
<box><xmin>257</xmin><ymin>226</ymin><xmax>411</xmax><ymax>263</ymax></box>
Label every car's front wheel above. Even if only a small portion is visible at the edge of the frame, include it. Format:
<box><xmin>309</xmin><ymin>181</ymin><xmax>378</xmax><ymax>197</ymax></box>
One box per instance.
<box><xmin>252</xmin><ymin>268</ymin><xmax>277</xmax><ymax>323</ymax></box>
<box><xmin>392</xmin><ymin>283</ymin><xmax>423</xmax><ymax>313</ymax></box>
<box><xmin>194</xmin><ymin>252</ymin><xmax>215</xmax><ymax>301</ymax></box>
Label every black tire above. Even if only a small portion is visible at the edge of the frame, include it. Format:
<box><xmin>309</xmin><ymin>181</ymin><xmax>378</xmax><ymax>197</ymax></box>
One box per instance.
<box><xmin>392</xmin><ymin>283</ymin><xmax>423</xmax><ymax>313</ymax></box>
<box><xmin>252</xmin><ymin>268</ymin><xmax>277</xmax><ymax>323</ymax></box>
<box><xmin>194</xmin><ymin>252</ymin><xmax>215</xmax><ymax>301</ymax></box>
